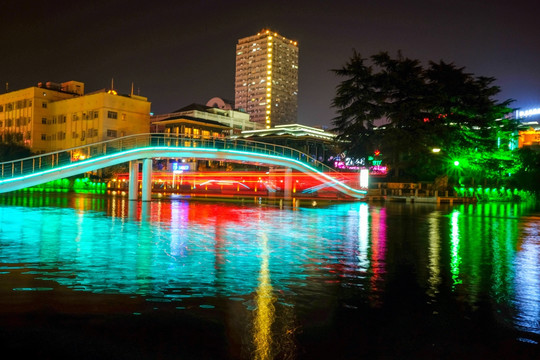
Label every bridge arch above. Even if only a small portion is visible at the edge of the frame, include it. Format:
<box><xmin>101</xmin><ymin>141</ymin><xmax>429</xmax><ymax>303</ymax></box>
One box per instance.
<box><xmin>0</xmin><ymin>134</ymin><xmax>366</xmax><ymax>199</ymax></box>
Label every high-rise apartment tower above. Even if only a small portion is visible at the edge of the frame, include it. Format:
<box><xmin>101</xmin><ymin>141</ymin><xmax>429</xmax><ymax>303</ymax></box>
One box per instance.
<box><xmin>235</xmin><ymin>29</ymin><xmax>298</xmax><ymax>128</ymax></box>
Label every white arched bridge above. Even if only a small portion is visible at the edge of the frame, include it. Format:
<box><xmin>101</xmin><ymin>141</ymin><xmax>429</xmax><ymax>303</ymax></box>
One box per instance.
<box><xmin>0</xmin><ymin>134</ymin><xmax>367</xmax><ymax>200</ymax></box>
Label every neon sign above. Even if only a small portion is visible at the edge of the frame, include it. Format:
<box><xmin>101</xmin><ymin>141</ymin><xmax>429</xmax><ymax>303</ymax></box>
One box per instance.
<box><xmin>516</xmin><ymin>108</ymin><xmax>540</xmax><ymax>118</ymax></box>
<box><xmin>369</xmin><ymin>165</ymin><xmax>387</xmax><ymax>176</ymax></box>
<box><xmin>172</xmin><ymin>163</ymin><xmax>190</xmax><ymax>172</ymax></box>
<box><xmin>332</xmin><ymin>156</ymin><xmax>364</xmax><ymax>170</ymax></box>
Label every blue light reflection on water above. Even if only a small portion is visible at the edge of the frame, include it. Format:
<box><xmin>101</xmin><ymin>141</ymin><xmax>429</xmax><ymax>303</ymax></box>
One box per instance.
<box><xmin>0</xmin><ymin>195</ymin><xmax>539</xmax><ymax>340</ymax></box>
<box><xmin>514</xmin><ymin>214</ymin><xmax>540</xmax><ymax>335</ymax></box>
<box><xmin>0</xmin><ymin>199</ymin><xmax>376</xmax><ymax>301</ymax></box>
<box><xmin>442</xmin><ymin>203</ymin><xmax>540</xmax><ymax>336</ymax></box>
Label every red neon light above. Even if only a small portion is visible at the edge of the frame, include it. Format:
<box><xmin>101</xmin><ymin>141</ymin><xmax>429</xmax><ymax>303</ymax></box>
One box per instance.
<box><xmin>110</xmin><ymin>171</ymin><xmax>364</xmax><ymax>199</ymax></box>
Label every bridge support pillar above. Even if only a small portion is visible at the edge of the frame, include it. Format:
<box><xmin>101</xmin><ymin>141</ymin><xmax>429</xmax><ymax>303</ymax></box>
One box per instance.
<box><xmin>284</xmin><ymin>168</ymin><xmax>292</xmax><ymax>201</ymax></box>
<box><xmin>128</xmin><ymin>161</ymin><xmax>139</xmax><ymax>201</ymax></box>
<box><xmin>141</xmin><ymin>158</ymin><xmax>153</xmax><ymax>202</ymax></box>
<box><xmin>268</xmin><ymin>167</ymin><xmax>276</xmax><ymax>201</ymax></box>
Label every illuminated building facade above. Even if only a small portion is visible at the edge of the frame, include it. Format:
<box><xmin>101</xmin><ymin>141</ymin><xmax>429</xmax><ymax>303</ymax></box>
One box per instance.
<box><xmin>152</xmin><ymin>113</ymin><xmax>231</xmax><ymax>139</ymax></box>
<box><xmin>519</xmin><ymin>128</ymin><xmax>540</xmax><ymax>148</ymax></box>
<box><xmin>235</xmin><ymin>29</ymin><xmax>298</xmax><ymax>128</ymax></box>
<box><xmin>516</xmin><ymin>108</ymin><xmax>540</xmax><ymax>149</ymax></box>
<box><xmin>151</xmin><ymin>103</ymin><xmax>261</xmax><ymax>171</ymax></box>
<box><xmin>0</xmin><ymin>81</ymin><xmax>151</xmax><ymax>152</ymax></box>
<box><xmin>151</xmin><ymin>102</ymin><xmax>261</xmax><ymax>135</ymax></box>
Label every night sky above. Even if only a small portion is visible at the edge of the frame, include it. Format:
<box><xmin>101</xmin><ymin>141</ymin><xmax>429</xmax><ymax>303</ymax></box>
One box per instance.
<box><xmin>2</xmin><ymin>0</ymin><xmax>539</xmax><ymax>127</ymax></box>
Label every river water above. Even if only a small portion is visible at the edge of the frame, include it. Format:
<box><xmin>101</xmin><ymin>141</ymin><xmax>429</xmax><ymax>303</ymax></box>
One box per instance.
<box><xmin>0</xmin><ymin>193</ymin><xmax>539</xmax><ymax>359</ymax></box>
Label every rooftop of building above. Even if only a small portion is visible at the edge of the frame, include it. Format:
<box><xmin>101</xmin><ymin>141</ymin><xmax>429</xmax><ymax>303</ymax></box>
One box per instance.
<box><xmin>3</xmin><ymin>80</ymin><xmax>148</xmax><ymax>102</ymax></box>
<box><xmin>150</xmin><ymin>103</ymin><xmax>247</xmax><ymax>119</ymax></box>
<box><xmin>172</xmin><ymin>102</ymin><xmax>244</xmax><ymax>113</ymax></box>
<box><xmin>151</xmin><ymin>114</ymin><xmax>230</xmax><ymax>128</ymax></box>
<box><xmin>172</xmin><ymin>103</ymin><xmax>215</xmax><ymax>113</ymax></box>
<box><xmin>237</xmin><ymin>124</ymin><xmax>336</xmax><ymax>140</ymax></box>
<box><xmin>238</xmin><ymin>29</ymin><xmax>298</xmax><ymax>46</ymax></box>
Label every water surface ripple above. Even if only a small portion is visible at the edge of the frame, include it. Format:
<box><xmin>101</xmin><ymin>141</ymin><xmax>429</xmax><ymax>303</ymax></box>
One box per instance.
<box><xmin>0</xmin><ymin>194</ymin><xmax>538</xmax><ymax>358</ymax></box>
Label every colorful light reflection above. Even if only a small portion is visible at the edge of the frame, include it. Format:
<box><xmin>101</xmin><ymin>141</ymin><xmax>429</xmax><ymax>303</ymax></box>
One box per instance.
<box><xmin>0</xmin><ymin>196</ymin><xmax>538</xmax><ymax>343</ymax></box>
<box><xmin>450</xmin><ymin>210</ymin><xmax>462</xmax><ymax>287</ymax></box>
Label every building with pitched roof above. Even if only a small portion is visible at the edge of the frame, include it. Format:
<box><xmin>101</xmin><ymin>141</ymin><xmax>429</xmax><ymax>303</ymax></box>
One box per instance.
<box><xmin>151</xmin><ymin>102</ymin><xmax>262</xmax><ymax>136</ymax></box>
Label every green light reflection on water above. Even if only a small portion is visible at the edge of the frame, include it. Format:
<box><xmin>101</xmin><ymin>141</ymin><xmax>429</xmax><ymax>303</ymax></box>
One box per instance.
<box><xmin>0</xmin><ymin>194</ymin><xmax>538</xmax><ymax>337</ymax></box>
<box><xmin>450</xmin><ymin>210</ymin><xmax>462</xmax><ymax>287</ymax></box>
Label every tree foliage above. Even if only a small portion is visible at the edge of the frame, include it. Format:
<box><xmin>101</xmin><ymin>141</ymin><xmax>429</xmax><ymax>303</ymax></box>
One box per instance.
<box><xmin>0</xmin><ymin>142</ymin><xmax>33</xmax><ymax>162</ymax></box>
<box><xmin>331</xmin><ymin>51</ymin><xmax>518</xmax><ymax>183</ymax></box>
<box><xmin>508</xmin><ymin>148</ymin><xmax>540</xmax><ymax>192</ymax></box>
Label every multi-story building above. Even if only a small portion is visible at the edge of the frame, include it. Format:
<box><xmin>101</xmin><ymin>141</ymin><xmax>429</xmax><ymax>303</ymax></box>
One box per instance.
<box><xmin>516</xmin><ymin>108</ymin><xmax>540</xmax><ymax>149</ymax></box>
<box><xmin>151</xmin><ymin>101</ymin><xmax>262</xmax><ymax>135</ymax></box>
<box><xmin>0</xmin><ymin>81</ymin><xmax>151</xmax><ymax>153</ymax></box>
<box><xmin>235</xmin><ymin>29</ymin><xmax>298</xmax><ymax>128</ymax></box>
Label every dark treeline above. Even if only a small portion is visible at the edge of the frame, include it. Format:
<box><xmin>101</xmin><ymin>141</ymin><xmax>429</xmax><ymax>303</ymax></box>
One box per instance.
<box><xmin>331</xmin><ymin>51</ymin><xmax>540</xmax><ymax>191</ymax></box>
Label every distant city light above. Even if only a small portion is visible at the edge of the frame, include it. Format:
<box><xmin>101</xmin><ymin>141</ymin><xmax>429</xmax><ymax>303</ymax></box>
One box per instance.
<box><xmin>432</xmin><ymin>148</ymin><xmax>441</xmax><ymax>153</ymax></box>
<box><xmin>516</xmin><ymin>108</ymin><xmax>540</xmax><ymax>118</ymax></box>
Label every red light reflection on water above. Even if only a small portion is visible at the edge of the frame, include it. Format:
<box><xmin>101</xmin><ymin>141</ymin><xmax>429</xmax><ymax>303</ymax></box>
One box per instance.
<box><xmin>369</xmin><ymin>207</ymin><xmax>387</xmax><ymax>306</ymax></box>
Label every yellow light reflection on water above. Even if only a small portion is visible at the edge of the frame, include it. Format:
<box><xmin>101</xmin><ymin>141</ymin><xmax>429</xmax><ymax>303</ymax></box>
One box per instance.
<box><xmin>253</xmin><ymin>233</ymin><xmax>275</xmax><ymax>360</ymax></box>
<box><xmin>427</xmin><ymin>212</ymin><xmax>441</xmax><ymax>298</ymax></box>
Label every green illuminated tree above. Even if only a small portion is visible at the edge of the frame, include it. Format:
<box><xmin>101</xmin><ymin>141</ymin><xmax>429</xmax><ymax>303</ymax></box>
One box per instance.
<box><xmin>331</xmin><ymin>51</ymin><xmax>518</xmax><ymax>183</ymax></box>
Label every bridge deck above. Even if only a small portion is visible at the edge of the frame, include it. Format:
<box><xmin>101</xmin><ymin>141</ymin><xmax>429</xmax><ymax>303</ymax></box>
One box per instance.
<box><xmin>0</xmin><ymin>134</ymin><xmax>366</xmax><ymax>199</ymax></box>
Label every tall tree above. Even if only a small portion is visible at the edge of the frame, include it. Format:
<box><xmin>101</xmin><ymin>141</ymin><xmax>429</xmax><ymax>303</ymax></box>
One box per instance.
<box><xmin>331</xmin><ymin>51</ymin><xmax>517</xmax><ymax>183</ymax></box>
<box><xmin>331</xmin><ymin>51</ymin><xmax>381</xmax><ymax>157</ymax></box>
<box><xmin>0</xmin><ymin>142</ymin><xmax>33</xmax><ymax>162</ymax></box>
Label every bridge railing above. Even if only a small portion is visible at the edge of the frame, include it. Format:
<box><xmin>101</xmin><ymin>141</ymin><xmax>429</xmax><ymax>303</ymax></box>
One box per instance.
<box><xmin>0</xmin><ymin>133</ymin><xmax>354</xmax><ymax>185</ymax></box>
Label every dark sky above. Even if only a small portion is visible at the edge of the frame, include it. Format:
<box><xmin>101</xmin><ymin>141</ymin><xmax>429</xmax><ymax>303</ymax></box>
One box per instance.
<box><xmin>2</xmin><ymin>0</ymin><xmax>539</xmax><ymax>127</ymax></box>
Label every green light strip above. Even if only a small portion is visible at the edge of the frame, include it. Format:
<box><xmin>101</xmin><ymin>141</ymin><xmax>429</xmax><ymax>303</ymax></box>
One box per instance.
<box><xmin>0</xmin><ymin>147</ymin><xmax>144</xmax><ymax>184</ymax></box>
